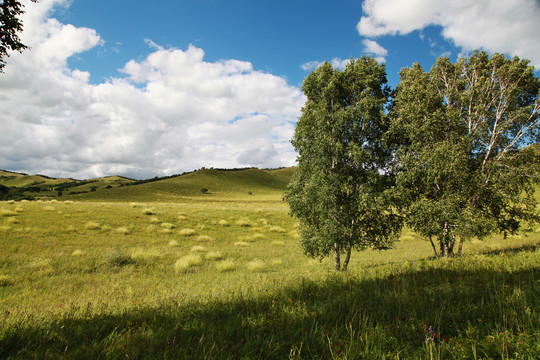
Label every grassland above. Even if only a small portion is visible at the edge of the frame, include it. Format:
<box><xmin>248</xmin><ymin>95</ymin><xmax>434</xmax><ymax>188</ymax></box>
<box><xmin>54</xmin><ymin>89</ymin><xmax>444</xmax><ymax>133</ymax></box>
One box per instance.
<box><xmin>0</xmin><ymin>168</ymin><xmax>539</xmax><ymax>359</ymax></box>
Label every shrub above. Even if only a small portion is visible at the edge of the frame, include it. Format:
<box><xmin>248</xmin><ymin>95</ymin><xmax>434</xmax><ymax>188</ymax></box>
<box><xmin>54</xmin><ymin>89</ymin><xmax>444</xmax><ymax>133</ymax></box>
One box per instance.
<box><xmin>215</xmin><ymin>259</ymin><xmax>236</xmax><ymax>272</ymax></box>
<box><xmin>205</xmin><ymin>251</ymin><xmax>224</xmax><ymax>261</ymax></box>
<box><xmin>179</xmin><ymin>228</ymin><xmax>196</xmax><ymax>236</ymax></box>
<box><xmin>0</xmin><ymin>275</ymin><xmax>14</xmax><ymax>287</ymax></box>
<box><xmin>174</xmin><ymin>255</ymin><xmax>202</xmax><ymax>273</ymax></box>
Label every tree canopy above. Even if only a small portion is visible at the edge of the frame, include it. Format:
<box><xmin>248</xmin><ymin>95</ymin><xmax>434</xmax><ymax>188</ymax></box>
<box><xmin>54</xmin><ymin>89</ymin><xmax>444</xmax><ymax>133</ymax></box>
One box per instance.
<box><xmin>285</xmin><ymin>57</ymin><xmax>402</xmax><ymax>270</ymax></box>
<box><xmin>0</xmin><ymin>0</ymin><xmax>36</xmax><ymax>72</ymax></box>
<box><xmin>390</xmin><ymin>51</ymin><xmax>540</xmax><ymax>257</ymax></box>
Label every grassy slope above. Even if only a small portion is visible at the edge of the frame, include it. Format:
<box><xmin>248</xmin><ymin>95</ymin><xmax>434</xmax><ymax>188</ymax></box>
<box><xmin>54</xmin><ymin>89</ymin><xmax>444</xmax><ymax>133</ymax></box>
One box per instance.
<box><xmin>71</xmin><ymin>168</ymin><xmax>294</xmax><ymax>202</ymax></box>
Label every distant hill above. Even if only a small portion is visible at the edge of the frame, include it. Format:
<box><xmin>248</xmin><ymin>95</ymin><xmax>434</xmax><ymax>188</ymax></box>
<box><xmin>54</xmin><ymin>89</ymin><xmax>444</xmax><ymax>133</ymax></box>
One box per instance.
<box><xmin>0</xmin><ymin>167</ymin><xmax>295</xmax><ymax>202</ymax></box>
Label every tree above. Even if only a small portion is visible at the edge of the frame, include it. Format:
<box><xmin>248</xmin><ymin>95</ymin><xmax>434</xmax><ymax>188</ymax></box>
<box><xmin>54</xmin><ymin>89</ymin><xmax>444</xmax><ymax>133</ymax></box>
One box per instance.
<box><xmin>391</xmin><ymin>51</ymin><xmax>540</xmax><ymax>257</ymax></box>
<box><xmin>285</xmin><ymin>58</ymin><xmax>402</xmax><ymax>271</ymax></box>
<box><xmin>0</xmin><ymin>0</ymin><xmax>37</xmax><ymax>72</ymax></box>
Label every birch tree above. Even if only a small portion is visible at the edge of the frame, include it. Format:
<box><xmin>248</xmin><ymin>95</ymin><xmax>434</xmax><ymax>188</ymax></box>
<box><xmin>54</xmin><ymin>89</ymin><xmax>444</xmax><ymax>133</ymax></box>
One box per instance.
<box><xmin>285</xmin><ymin>58</ymin><xmax>402</xmax><ymax>270</ymax></box>
<box><xmin>391</xmin><ymin>51</ymin><xmax>540</xmax><ymax>257</ymax></box>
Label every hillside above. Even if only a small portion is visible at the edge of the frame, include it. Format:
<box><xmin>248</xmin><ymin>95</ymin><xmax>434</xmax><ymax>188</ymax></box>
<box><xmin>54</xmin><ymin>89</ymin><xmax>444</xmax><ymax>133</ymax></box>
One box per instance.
<box><xmin>71</xmin><ymin>167</ymin><xmax>295</xmax><ymax>202</ymax></box>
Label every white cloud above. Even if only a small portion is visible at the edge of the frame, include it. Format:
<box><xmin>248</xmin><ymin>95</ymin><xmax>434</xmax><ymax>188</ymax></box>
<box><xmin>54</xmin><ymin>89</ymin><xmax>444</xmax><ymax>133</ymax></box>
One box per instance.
<box><xmin>361</xmin><ymin>39</ymin><xmax>388</xmax><ymax>62</ymax></box>
<box><xmin>0</xmin><ymin>0</ymin><xmax>305</xmax><ymax>179</ymax></box>
<box><xmin>301</xmin><ymin>58</ymin><xmax>352</xmax><ymax>72</ymax></box>
<box><xmin>357</xmin><ymin>0</ymin><xmax>540</xmax><ymax>68</ymax></box>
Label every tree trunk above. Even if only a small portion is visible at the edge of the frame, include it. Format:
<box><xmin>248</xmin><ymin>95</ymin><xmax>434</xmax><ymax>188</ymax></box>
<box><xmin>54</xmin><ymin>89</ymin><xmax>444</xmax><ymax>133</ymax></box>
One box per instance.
<box><xmin>429</xmin><ymin>236</ymin><xmax>439</xmax><ymax>258</ymax></box>
<box><xmin>342</xmin><ymin>246</ymin><xmax>352</xmax><ymax>271</ymax></box>
<box><xmin>334</xmin><ymin>243</ymin><xmax>341</xmax><ymax>271</ymax></box>
<box><xmin>457</xmin><ymin>236</ymin><xmax>465</xmax><ymax>257</ymax></box>
<box><xmin>448</xmin><ymin>235</ymin><xmax>456</xmax><ymax>257</ymax></box>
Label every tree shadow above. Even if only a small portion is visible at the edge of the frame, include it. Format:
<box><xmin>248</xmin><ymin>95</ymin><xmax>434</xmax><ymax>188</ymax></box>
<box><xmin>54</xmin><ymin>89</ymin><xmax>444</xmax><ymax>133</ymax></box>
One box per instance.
<box><xmin>1</xmin><ymin>259</ymin><xmax>538</xmax><ymax>359</ymax></box>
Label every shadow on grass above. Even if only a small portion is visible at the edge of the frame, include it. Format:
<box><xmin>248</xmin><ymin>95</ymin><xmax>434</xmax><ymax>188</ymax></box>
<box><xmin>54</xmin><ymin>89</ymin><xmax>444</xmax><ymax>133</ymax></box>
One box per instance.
<box><xmin>1</xmin><ymin>255</ymin><xmax>539</xmax><ymax>359</ymax></box>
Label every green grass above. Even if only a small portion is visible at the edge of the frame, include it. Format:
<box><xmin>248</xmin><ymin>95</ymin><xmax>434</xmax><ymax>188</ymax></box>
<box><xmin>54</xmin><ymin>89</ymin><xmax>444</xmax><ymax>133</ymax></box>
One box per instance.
<box><xmin>0</xmin><ymin>178</ymin><xmax>538</xmax><ymax>359</ymax></box>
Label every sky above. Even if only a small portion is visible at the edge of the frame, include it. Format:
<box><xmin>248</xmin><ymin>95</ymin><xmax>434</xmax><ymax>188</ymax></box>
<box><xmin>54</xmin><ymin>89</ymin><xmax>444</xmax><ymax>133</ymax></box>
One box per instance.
<box><xmin>1</xmin><ymin>0</ymin><xmax>539</xmax><ymax>180</ymax></box>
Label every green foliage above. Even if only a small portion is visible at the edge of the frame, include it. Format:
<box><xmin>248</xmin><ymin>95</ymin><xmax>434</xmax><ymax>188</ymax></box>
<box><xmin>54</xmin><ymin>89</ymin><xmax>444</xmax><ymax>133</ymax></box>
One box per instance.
<box><xmin>391</xmin><ymin>51</ymin><xmax>540</xmax><ymax>257</ymax></box>
<box><xmin>0</xmin><ymin>0</ymin><xmax>37</xmax><ymax>72</ymax></box>
<box><xmin>285</xmin><ymin>57</ymin><xmax>402</xmax><ymax>270</ymax></box>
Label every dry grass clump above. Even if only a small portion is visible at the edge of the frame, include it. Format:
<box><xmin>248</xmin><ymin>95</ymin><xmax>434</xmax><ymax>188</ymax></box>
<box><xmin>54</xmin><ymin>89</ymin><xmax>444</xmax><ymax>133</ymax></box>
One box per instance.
<box><xmin>246</xmin><ymin>259</ymin><xmax>265</xmax><ymax>272</ymax></box>
<box><xmin>43</xmin><ymin>206</ymin><xmax>55</xmax><ymax>212</ymax></box>
<box><xmin>159</xmin><ymin>228</ymin><xmax>173</xmax><ymax>234</ymax></box>
<box><xmin>215</xmin><ymin>259</ymin><xmax>236</xmax><ymax>272</ymax></box>
<box><xmin>130</xmin><ymin>202</ymin><xmax>140</xmax><ymax>208</ymax></box>
<box><xmin>234</xmin><ymin>241</ymin><xmax>250</xmax><ymax>247</ymax></box>
<box><xmin>178</xmin><ymin>215</ymin><xmax>187</xmax><ymax>221</ymax></box>
<box><xmin>190</xmin><ymin>245</ymin><xmax>207</xmax><ymax>253</ymax></box>
<box><xmin>14</xmin><ymin>206</ymin><xmax>23</xmax><ymax>212</ymax></box>
<box><xmin>71</xmin><ymin>249</ymin><xmax>84</xmax><ymax>256</ymax></box>
<box><xmin>63</xmin><ymin>200</ymin><xmax>74</xmax><ymax>204</ymax></box>
<box><xmin>205</xmin><ymin>251</ymin><xmax>224</xmax><ymax>261</ymax></box>
<box><xmin>218</xmin><ymin>219</ymin><xmax>229</xmax><ymax>226</ymax></box>
<box><xmin>6</xmin><ymin>217</ymin><xmax>18</xmax><ymax>224</ymax></box>
<box><xmin>271</xmin><ymin>240</ymin><xmax>285</xmax><ymax>246</ymax></box>
<box><xmin>148</xmin><ymin>216</ymin><xmax>160</xmax><ymax>223</ymax></box>
<box><xmin>252</xmin><ymin>233</ymin><xmax>265</xmax><ymax>240</ymax></box>
<box><xmin>271</xmin><ymin>258</ymin><xmax>283</xmax><ymax>266</ymax></box>
<box><xmin>113</xmin><ymin>226</ymin><xmax>131</xmax><ymax>235</ymax></box>
<box><xmin>84</xmin><ymin>221</ymin><xmax>101</xmax><ymax>230</ymax></box>
<box><xmin>168</xmin><ymin>240</ymin><xmax>179</xmax><ymax>247</ymax></box>
<box><xmin>103</xmin><ymin>251</ymin><xmax>133</xmax><ymax>267</ymax></box>
<box><xmin>0</xmin><ymin>209</ymin><xmax>18</xmax><ymax>217</ymax></box>
<box><xmin>258</xmin><ymin>218</ymin><xmax>268</xmax><ymax>225</ymax></box>
<box><xmin>0</xmin><ymin>225</ymin><xmax>11</xmax><ymax>231</ymax></box>
<box><xmin>174</xmin><ymin>255</ymin><xmax>202</xmax><ymax>273</ymax></box>
<box><xmin>179</xmin><ymin>228</ymin><xmax>196</xmax><ymax>236</ymax></box>
<box><xmin>235</xmin><ymin>219</ymin><xmax>251</xmax><ymax>227</ymax></box>
<box><xmin>161</xmin><ymin>223</ymin><xmax>176</xmax><ymax>230</ymax></box>
<box><xmin>131</xmin><ymin>248</ymin><xmax>161</xmax><ymax>262</ymax></box>
<box><xmin>196</xmin><ymin>235</ymin><xmax>212</xmax><ymax>242</ymax></box>
<box><xmin>145</xmin><ymin>225</ymin><xmax>157</xmax><ymax>233</ymax></box>
<box><xmin>0</xmin><ymin>275</ymin><xmax>14</xmax><ymax>287</ymax></box>
<box><xmin>269</xmin><ymin>226</ymin><xmax>286</xmax><ymax>233</ymax></box>
<box><xmin>142</xmin><ymin>208</ymin><xmax>155</xmax><ymax>215</ymax></box>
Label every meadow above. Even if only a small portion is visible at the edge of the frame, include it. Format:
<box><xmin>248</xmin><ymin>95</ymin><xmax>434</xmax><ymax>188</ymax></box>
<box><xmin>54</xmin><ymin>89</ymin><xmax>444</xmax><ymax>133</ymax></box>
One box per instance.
<box><xmin>0</xmin><ymin>169</ymin><xmax>539</xmax><ymax>359</ymax></box>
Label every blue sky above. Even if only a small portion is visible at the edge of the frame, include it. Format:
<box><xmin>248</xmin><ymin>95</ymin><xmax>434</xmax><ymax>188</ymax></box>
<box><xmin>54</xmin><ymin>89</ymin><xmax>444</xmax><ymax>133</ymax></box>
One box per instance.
<box><xmin>0</xmin><ymin>0</ymin><xmax>539</xmax><ymax>179</ymax></box>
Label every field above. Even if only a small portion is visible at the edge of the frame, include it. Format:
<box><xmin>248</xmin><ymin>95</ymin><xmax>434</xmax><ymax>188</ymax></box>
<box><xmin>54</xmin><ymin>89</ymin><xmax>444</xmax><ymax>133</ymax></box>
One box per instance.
<box><xmin>0</xmin><ymin>169</ymin><xmax>539</xmax><ymax>359</ymax></box>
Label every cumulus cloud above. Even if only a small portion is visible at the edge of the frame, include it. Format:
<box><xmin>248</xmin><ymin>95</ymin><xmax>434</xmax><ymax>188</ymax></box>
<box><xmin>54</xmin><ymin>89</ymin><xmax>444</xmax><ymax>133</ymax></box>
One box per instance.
<box><xmin>357</xmin><ymin>0</ymin><xmax>540</xmax><ymax>67</ymax></box>
<box><xmin>0</xmin><ymin>0</ymin><xmax>305</xmax><ymax>179</ymax></box>
<box><xmin>361</xmin><ymin>39</ymin><xmax>388</xmax><ymax>63</ymax></box>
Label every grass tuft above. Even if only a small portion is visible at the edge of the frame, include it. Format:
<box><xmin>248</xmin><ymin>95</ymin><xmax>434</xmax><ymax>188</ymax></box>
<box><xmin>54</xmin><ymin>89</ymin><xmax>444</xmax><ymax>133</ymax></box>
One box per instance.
<box><xmin>234</xmin><ymin>241</ymin><xmax>250</xmax><ymax>247</ymax></box>
<box><xmin>103</xmin><ymin>251</ymin><xmax>133</xmax><ymax>267</ymax></box>
<box><xmin>161</xmin><ymin>223</ymin><xmax>176</xmax><ymax>230</ymax></box>
<box><xmin>71</xmin><ymin>249</ymin><xmax>84</xmax><ymax>256</ymax></box>
<box><xmin>246</xmin><ymin>259</ymin><xmax>265</xmax><ymax>271</ymax></box>
<box><xmin>218</xmin><ymin>219</ymin><xmax>229</xmax><ymax>226</ymax></box>
<box><xmin>131</xmin><ymin>248</ymin><xmax>161</xmax><ymax>262</ymax></box>
<box><xmin>0</xmin><ymin>274</ymin><xmax>14</xmax><ymax>287</ymax></box>
<box><xmin>168</xmin><ymin>240</ymin><xmax>179</xmax><ymax>247</ymax></box>
<box><xmin>0</xmin><ymin>209</ymin><xmax>18</xmax><ymax>217</ymax></box>
<box><xmin>269</xmin><ymin>226</ymin><xmax>286</xmax><ymax>233</ymax></box>
<box><xmin>215</xmin><ymin>259</ymin><xmax>236</xmax><ymax>272</ymax></box>
<box><xmin>190</xmin><ymin>245</ymin><xmax>207</xmax><ymax>253</ymax></box>
<box><xmin>142</xmin><ymin>208</ymin><xmax>155</xmax><ymax>215</ymax></box>
<box><xmin>271</xmin><ymin>240</ymin><xmax>285</xmax><ymax>246</ymax></box>
<box><xmin>196</xmin><ymin>235</ymin><xmax>213</xmax><ymax>242</ymax></box>
<box><xmin>235</xmin><ymin>219</ymin><xmax>251</xmax><ymax>227</ymax></box>
<box><xmin>84</xmin><ymin>221</ymin><xmax>101</xmax><ymax>230</ymax></box>
<box><xmin>113</xmin><ymin>226</ymin><xmax>131</xmax><ymax>235</ymax></box>
<box><xmin>205</xmin><ymin>251</ymin><xmax>225</xmax><ymax>261</ymax></box>
<box><xmin>179</xmin><ymin>228</ymin><xmax>196</xmax><ymax>236</ymax></box>
<box><xmin>174</xmin><ymin>255</ymin><xmax>202</xmax><ymax>273</ymax></box>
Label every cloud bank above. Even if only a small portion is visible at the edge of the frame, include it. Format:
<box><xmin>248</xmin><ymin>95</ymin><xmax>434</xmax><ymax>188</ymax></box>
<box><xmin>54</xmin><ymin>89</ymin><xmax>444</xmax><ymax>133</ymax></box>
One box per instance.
<box><xmin>0</xmin><ymin>0</ymin><xmax>305</xmax><ymax>179</ymax></box>
<box><xmin>357</xmin><ymin>0</ymin><xmax>540</xmax><ymax>67</ymax></box>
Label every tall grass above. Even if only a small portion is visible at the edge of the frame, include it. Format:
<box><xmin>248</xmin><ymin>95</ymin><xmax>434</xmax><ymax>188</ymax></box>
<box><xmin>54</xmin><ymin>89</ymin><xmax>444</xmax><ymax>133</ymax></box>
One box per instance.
<box><xmin>0</xmin><ymin>199</ymin><xmax>538</xmax><ymax>359</ymax></box>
